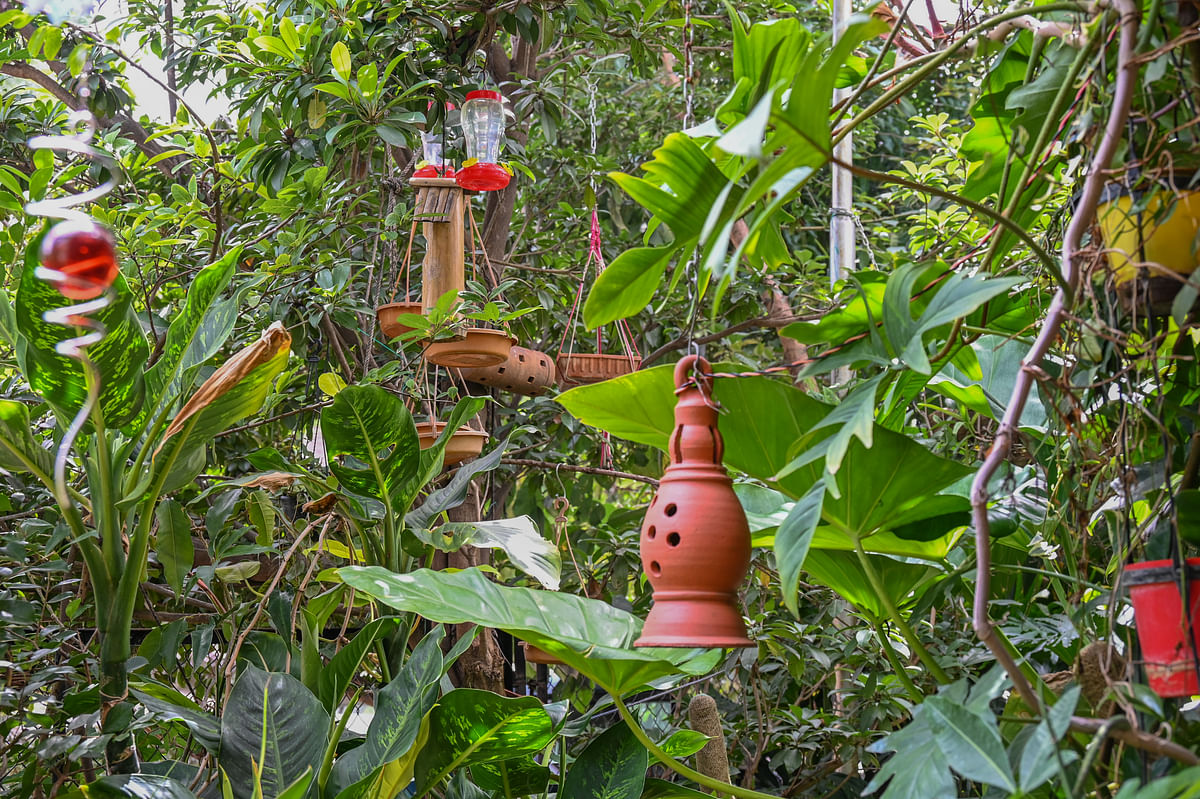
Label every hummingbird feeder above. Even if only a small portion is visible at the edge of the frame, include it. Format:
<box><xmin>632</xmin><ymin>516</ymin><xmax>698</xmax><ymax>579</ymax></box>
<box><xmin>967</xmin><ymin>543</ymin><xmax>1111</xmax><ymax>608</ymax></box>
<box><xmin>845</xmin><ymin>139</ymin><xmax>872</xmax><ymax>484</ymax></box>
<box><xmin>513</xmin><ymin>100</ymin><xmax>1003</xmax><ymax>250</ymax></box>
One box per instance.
<box><xmin>414</xmin><ymin>102</ymin><xmax>456</xmax><ymax>179</ymax></box>
<box><xmin>455</xmin><ymin>90</ymin><xmax>511</xmax><ymax>192</ymax></box>
<box><xmin>635</xmin><ymin>355</ymin><xmax>754</xmax><ymax>648</ymax></box>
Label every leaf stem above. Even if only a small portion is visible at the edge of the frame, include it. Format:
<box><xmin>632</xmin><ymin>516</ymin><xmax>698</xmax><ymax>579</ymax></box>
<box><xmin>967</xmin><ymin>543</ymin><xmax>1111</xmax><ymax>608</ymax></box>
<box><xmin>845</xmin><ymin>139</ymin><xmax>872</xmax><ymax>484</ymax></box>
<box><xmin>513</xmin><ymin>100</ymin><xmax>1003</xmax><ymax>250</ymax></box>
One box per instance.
<box><xmin>868</xmin><ymin>615</ymin><xmax>924</xmax><ymax>702</ymax></box>
<box><xmin>612</xmin><ymin>693</ymin><xmax>780</xmax><ymax>799</ymax></box>
<box><xmin>852</xmin><ymin>538</ymin><xmax>950</xmax><ymax>684</ymax></box>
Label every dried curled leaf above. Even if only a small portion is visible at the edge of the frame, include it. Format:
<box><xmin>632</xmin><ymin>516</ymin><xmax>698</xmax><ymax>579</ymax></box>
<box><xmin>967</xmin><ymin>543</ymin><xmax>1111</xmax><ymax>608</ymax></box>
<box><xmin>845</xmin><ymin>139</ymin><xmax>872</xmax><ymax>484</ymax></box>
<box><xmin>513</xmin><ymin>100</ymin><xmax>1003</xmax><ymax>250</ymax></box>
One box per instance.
<box><xmin>158</xmin><ymin>322</ymin><xmax>292</xmax><ymax>450</ymax></box>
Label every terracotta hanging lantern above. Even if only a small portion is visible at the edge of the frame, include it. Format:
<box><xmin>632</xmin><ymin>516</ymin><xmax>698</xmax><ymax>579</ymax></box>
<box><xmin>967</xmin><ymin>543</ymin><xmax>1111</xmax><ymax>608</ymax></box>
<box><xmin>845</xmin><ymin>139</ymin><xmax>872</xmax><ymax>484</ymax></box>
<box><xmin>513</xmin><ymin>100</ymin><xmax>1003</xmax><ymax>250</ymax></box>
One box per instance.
<box><xmin>1123</xmin><ymin>558</ymin><xmax>1200</xmax><ymax>697</ymax></box>
<box><xmin>455</xmin><ymin>90</ymin><xmax>511</xmax><ymax>192</ymax></box>
<box><xmin>414</xmin><ymin>102</ymin><xmax>456</xmax><ymax>179</ymax></box>
<box><xmin>635</xmin><ymin>355</ymin><xmax>753</xmax><ymax>648</ymax></box>
<box><xmin>458</xmin><ymin>346</ymin><xmax>557</xmax><ymax>396</ymax></box>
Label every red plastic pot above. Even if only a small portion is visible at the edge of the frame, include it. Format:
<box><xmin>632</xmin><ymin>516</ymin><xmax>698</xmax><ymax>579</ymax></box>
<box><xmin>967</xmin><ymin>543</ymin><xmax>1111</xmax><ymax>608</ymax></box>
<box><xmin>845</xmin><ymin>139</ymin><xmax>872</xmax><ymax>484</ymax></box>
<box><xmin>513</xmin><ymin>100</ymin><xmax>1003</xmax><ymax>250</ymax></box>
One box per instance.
<box><xmin>1124</xmin><ymin>558</ymin><xmax>1200</xmax><ymax>698</ymax></box>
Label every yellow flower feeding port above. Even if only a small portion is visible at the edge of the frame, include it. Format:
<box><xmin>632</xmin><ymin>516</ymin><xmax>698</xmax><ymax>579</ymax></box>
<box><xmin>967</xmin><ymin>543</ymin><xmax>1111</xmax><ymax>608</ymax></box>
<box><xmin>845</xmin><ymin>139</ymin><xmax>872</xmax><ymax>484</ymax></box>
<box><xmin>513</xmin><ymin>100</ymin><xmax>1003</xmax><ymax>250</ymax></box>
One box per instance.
<box><xmin>1098</xmin><ymin>175</ymin><xmax>1200</xmax><ymax>315</ymax></box>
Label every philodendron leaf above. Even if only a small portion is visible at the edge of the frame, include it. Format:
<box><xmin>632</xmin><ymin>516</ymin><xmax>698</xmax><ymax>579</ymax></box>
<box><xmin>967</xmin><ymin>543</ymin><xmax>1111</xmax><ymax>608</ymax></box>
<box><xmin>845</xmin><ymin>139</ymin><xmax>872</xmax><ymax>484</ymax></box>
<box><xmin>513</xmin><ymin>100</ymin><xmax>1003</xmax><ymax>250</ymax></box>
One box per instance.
<box><xmin>864</xmin><ymin>710</ymin><xmax>956</xmax><ymax>799</ymax></box>
<box><xmin>414</xmin><ymin>689</ymin><xmax>555</xmax><ymax>793</ymax></box>
<box><xmin>776</xmin><ymin>481</ymin><xmax>825</xmax><ymax>616</ymax></box>
<box><xmin>428</xmin><ymin>516</ymin><xmax>562</xmax><ymax>589</ymax></box>
<box><xmin>404</xmin><ymin>435</ymin><xmax>509</xmax><ymax>531</ymax></box>
<box><xmin>562</xmin><ymin>723</ymin><xmax>648</xmax><ymax>799</ymax></box>
<box><xmin>318</xmin><ymin>617</ymin><xmax>401</xmax><ymax>713</ymax></box>
<box><xmin>472</xmin><ymin>756</ymin><xmax>552</xmax><ymax>796</ymax></box>
<box><xmin>15</xmin><ymin>236</ymin><xmax>149</xmax><ymax>428</ymax></box>
<box><xmin>338</xmin><ymin>566</ymin><xmax>719</xmax><ymax>696</ymax></box>
<box><xmin>329</xmin><ymin>627</ymin><xmax>445</xmax><ymax>799</ymax></box>
<box><xmin>219</xmin><ymin>665</ymin><xmax>330</xmax><ymax>799</ymax></box>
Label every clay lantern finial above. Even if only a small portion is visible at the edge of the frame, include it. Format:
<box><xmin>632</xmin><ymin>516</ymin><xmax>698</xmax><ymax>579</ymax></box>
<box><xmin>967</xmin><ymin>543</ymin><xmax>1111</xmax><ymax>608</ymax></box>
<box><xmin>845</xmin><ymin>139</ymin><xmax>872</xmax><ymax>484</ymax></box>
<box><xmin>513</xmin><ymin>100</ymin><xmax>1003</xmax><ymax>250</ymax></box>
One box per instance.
<box><xmin>635</xmin><ymin>355</ymin><xmax>754</xmax><ymax>648</ymax></box>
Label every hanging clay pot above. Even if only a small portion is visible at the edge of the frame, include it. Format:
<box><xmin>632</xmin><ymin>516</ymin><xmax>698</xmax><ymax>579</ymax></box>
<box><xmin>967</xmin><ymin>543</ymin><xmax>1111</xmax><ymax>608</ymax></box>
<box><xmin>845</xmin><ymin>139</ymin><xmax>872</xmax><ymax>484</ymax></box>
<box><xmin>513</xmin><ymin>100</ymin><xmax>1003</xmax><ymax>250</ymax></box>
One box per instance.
<box><xmin>557</xmin><ymin>353</ymin><xmax>641</xmax><ymax>386</ymax></box>
<box><xmin>376</xmin><ymin>301</ymin><xmax>424</xmax><ymax>340</ymax></box>
<box><xmin>635</xmin><ymin>355</ymin><xmax>754</xmax><ymax>648</ymax></box>
<box><xmin>521</xmin><ymin>641</ymin><xmax>565</xmax><ymax>666</ymax></box>
<box><xmin>1123</xmin><ymin>558</ymin><xmax>1200</xmax><ymax>697</ymax></box>
<box><xmin>1097</xmin><ymin>176</ymin><xmax>1200</xmax><ymax>315</ymax></box>
<box><xmin>424</xmin><ymin>328</ymin><xmax>514</xmax><ymax>368</ymax></box>
<box><xmin>458</xmin><ymin>346</ymin><xmax>557</xmax><ymax>396</ymax></box>
<box><xmin>415</xmin><ymin>420</ymin><xmax>489</xmax><ymax>466</ymax></box>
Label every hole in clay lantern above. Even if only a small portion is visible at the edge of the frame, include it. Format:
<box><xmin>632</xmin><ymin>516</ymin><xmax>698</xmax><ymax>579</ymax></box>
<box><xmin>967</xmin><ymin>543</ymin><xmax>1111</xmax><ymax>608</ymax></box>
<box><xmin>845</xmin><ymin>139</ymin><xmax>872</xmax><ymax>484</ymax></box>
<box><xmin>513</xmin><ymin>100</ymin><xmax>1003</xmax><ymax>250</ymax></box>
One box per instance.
<box><xmin>518</xmin><ymin>353</ymin><xmax>526</xmax><ymax>362</ymax></box>
<box><xmin>666</xmin><ymin>532</ymin><xmax>681</xmax><ymax>547</ymax></box>
<box><xmin>647</xmin><ymin>525</ymin><xmax>656</xmax><ymax>540</ymax></box>
<box><xmin>497</xmin><ymin>366</ymin><xmax>506</xmax><ymax>374</ymax></box>
<box><xmin>664</xmin><ymin>503</ymin><xmax>678</xmax><ymax>517</ymax></box>
<box><xmin>649</xmin><ymin>560</ymin><xmax>662</xmax><ymax>576</ymax></box>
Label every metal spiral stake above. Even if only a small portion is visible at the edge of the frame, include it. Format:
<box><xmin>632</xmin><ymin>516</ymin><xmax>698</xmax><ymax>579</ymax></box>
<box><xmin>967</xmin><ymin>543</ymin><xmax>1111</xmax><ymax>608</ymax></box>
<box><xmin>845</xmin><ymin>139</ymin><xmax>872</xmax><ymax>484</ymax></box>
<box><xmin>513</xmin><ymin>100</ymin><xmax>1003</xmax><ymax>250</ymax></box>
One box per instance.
<box><xmin>24</xmin><ymin>94</ymin><xmax>122</xmax><ymax>511</ymax></box>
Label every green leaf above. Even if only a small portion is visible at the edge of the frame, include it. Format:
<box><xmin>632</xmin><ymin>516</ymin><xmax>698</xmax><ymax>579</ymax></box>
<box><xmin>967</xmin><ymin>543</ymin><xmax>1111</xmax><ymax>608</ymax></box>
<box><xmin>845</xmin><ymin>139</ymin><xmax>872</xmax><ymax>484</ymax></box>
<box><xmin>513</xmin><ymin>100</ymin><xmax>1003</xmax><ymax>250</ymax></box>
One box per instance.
<box><xmin>582</xmin><ymin>245</ymin><xmax>675</xmax><ymax>330</ymax></box>
<box><xmin>15</xmin><ymin>237</ymin><xmax>149</xmax><ymax>428</ymax></box>
<box><xmin>0</xmin><ymin>399</ymin><xmax>52</xmax><ymax>477</ymax></box>
<box><xmin>329</xmin><ymin>627</ymin><xmax>445</xmax><ymax>799</ymax></box>
<box><xmin>426</xmin><ymin>516</ymin><xmax>561</xmax><ymax>589</ymax></box>
<box><xmin>321</xmin><ymin>385</ymin><xmax>419</xmax><ymax>505</ymax></box>
<box><xmin>641</xmin><ymin>778</ymin><xmax>714</xmax><ymax>798</ymax></box>
<box><xmin>562</xmin><ymin>723</ymin><xmax>648</xmax><ymax>799</ymax></box>
<box><xmin>61</xmin><ymin>775</ymin><xmax>198</xmax><ymax>799</ymax></box>
<box><xmin>802</xmin><ymin>550</ymin><xmax>938</xmax><ymax>618</ymax></box>
<box><xmin>338</xmin><ymin>566</ymin><xmax>717</xmax><ymax>696</ymax></box>
<box><xmin>131</xmin><ymin>684</ymin><xmax>220</xmax><ymax>754</ymax></box>
<box><xmin>1017</xmin><ymin>685</ymin><xmax>1079</xmax><ymax>792</ymax></box>
<box><xmin>278</xmin><ymin>16</ymin><xmax>300</xmax><ymax>52</ymax></box>
<box><xmin>331</xmin><ymin>41</ymin><xmax>352</xmax><ymax>81</ymax></box>
<box><xmin>142</xmin><ymin>248</ymin><xmax>242</xmax><ymax>435</ymax></box>
<box><xmin>864</xmin><ymin>711</ymin><xmax>956</xmax><ymax>799</ymax></box>
<box><xmin>318</xmin><ymin>617</ymin><xmax>401</xmax><ymax>713</ymax></box>
<box><xmin>659</xmin><ymin>729</ymin><xmax>709</xmax><ymax>758</ymax></box>
<box><xmin>775</xmin><ymin>481</ymin><xmax>825</xmax><ymax>616</ymax></box>
<box><xmin>471</xmin><ymin>757</ymin><xmax>552</xmax><ymax>796</ymax></box>
<box><xmin>219</xmin><ymin>665</ymin><xmax>330</xmax><ymax>799</ymax></box>
<box><xmin>404</xmin><ymin>436</ymin><xmax>509</xmax><ymax>531</ymax></box>
<box><xmin>924</xmin><ymin>696</ymin><xmax>1015</xmax><ymax>791</ymax></box>
<box><xmin>414</xmin><ymin>690</ymin><xmax>555</xmax><ymax>793</ymax></box>
<box><xmin>155</xmin><ymin>499</ymin><xmax>193</xmax><ymax>593</ymax></box>
<box><xmin>395</xmin><ymin>396</ymin><xmax>488</xmax><ymax>510</ymax></box>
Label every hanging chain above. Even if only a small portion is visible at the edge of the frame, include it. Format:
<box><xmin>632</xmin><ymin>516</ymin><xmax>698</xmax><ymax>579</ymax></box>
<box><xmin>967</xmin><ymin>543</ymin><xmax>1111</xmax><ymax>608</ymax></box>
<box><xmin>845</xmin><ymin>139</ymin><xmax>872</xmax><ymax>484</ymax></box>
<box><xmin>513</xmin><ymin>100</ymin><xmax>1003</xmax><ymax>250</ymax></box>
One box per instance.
<box><xmin>587</xmin><ymin>78</ymin><xmax>599</xmax><ymax>194</ymax></box>
<box><xmin>682</xmin><ymin>0</ymin><xmax>695</xmax><ymax>129</ymax></box>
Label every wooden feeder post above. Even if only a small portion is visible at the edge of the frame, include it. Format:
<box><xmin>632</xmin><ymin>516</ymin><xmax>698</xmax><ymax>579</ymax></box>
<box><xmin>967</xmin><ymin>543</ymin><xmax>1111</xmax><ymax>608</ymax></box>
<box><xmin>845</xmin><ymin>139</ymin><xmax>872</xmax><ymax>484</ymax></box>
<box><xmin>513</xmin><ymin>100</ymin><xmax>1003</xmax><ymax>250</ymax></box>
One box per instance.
<box><xmin>411</xmin><ymin>176</ymin><xmax>466</xmax><ymax>312</ymax></box>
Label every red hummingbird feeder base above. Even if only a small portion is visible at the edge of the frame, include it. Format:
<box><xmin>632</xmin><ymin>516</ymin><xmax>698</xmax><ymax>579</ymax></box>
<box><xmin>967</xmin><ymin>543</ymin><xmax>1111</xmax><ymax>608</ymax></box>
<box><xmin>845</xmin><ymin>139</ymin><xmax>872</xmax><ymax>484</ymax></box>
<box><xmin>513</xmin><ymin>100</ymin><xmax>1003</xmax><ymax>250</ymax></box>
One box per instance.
<box><xmin>456</xmin><ymin>161</ymin><xmax>510</xmax><ymax>192</ymax></box>
<box><xmin>635</xmin><ymin>355</ymin><xmax>754</xmax><ymax>649</ymax></box>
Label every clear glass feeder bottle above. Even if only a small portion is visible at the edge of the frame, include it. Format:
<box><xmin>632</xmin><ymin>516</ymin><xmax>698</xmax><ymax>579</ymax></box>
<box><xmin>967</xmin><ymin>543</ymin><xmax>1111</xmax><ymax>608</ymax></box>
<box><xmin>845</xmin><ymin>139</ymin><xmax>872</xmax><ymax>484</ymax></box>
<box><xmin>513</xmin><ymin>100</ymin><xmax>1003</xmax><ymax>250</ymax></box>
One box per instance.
<box><xmin>456</xmin><ymin>90</ymin><xmax>511</xmax><ymax>191</ymax></box>
<box><xmin>414</xmin><ymin>102</ymin><xmax>455</xmax><ymax>178</ymax></box>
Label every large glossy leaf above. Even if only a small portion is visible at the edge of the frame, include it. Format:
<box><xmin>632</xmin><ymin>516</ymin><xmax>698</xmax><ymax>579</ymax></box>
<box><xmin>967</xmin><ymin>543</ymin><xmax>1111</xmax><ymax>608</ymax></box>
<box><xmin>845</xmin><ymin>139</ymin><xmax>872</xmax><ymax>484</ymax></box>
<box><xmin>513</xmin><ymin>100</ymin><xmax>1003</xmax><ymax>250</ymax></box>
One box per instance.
<box><xmin>582</xmin><ymin>244</ymin><xmax>675</xmax><ymax>330</ymax></box>
<box><xmin>426</xmin><ymin>516</ymin><xmax>561</xmax><ymax>589</ymax></box>
<box><xmin>154</xmin><ymin>499</ymin><xmax>193</xmax><ymax>594</ymax></box>
<box><xmin>414</xmin><ymin>689</ymin><xmax>555</xmax><ymax>793</ymax></box>
<box><xmin>928</xmin><ymin>335</ymin><xmax>1048</xmax><ymax>430</ymax></box>
<box><xmin>15</xmin><ymin>237</ymin><xmax>149</xmax><ymax>428</ymax></box>
<box><xmin>329</xmin><ymin>627</ymin><xmax>444</xmax><ymax>799</ymax></box>
<box><xmin>395</xmin><ymin>395</ymin><xmax>489</xmax><ymax>510</ymax></box>
<box><xmin>320</xmin><ymin>384</ymin><xmax>419</xmax><ymax>505</ymax></box>
<box><xmin>864</xmin><ymin>712</ymin><xmax>956</xmax><ymax>799</ymax></box>
<box><xmin>558</xmin><ymin>366</ymin><xmax>970</xmax><ymax>547</ymax></box>
<box><xmin>219</xmin><ymin>665</ymin><xmax>330</xmax><ymax>799</ymax></box>
<box><xmin>338</xmin><ymin>566</ymin><xmax>718</xmax><ymax>695</ymax></box>
<box><xmin>799</xmin><ymin>550</ymin><xmax>940</xmax><ymax>619</ymax></box>
<box><xmin>776</xmin><ymin>482</ymin><xmax>824</xmax><ymax>616</ymax></box>
<box><xmin>141</xmin><ymin>247</ymin><xmax>243</xmax><ymax>432</ymax></box>
<box><xmin>130</xmin><ymin>683</ymin><xmax>220</xmax><ymax>754</ymax></box>
<box><xmin>562</xmin><ymin>723</ymin><xmax>648</xmax><ymax>799</ymax></box>
<box><xmin>472</xmin><ymin>757</ymin><xmax>552</xmax><ymax>796</ymax></box>
<box><xmin>405</xmin><ymin>435</ymin><xmax>509</xmax><ymax>531</ymax></box>
<box><xmin>318</xmin><ymin>617</ymin><xmax>402</xmax><ymax>713</ymax></box>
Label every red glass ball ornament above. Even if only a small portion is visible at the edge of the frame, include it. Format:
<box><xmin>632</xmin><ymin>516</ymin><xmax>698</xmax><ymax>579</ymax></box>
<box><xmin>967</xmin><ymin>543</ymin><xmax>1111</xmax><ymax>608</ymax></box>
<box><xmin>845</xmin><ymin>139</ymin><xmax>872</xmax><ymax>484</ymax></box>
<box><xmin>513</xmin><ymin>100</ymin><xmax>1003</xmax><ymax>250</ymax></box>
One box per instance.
<box><xmin>39</xmin><ymin>219</ymin><xmax>120</xmax><ymax>300</ymax></box>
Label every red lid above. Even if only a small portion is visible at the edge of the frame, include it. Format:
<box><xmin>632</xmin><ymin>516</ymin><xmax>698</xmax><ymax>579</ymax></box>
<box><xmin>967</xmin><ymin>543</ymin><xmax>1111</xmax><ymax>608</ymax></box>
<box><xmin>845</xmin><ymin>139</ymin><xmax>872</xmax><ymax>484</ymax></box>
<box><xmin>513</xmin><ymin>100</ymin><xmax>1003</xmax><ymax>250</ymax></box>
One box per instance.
<box><xmin>465</xmin><ymin>89</ymin><xmax>502</xmax><ymax>102</ymax></box>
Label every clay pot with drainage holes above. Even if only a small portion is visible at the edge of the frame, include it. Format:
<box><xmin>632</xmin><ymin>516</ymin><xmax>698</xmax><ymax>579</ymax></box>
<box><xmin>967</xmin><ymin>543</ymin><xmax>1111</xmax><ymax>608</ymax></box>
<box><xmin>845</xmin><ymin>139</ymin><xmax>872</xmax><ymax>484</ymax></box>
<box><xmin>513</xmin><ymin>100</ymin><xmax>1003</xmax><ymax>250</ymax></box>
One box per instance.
<box><xmin>458</xmin><ymin>346</ymin><xmax>557</xmax><ymax>396</ymax></box>
<box><xmin>635</xmin><ymin>355</ymin><xmax>754</xmax><ymax>648</ymax></box>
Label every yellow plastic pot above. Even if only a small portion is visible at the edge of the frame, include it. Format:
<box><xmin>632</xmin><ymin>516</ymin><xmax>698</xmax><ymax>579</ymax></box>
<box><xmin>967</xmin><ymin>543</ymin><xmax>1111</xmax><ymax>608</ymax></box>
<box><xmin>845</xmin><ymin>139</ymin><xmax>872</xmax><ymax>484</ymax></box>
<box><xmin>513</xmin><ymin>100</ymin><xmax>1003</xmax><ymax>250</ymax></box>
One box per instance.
<box><xmin>1097</xmin><ymin>184</ymin><xmax>1200</xmax><ymax>284</ymax></box>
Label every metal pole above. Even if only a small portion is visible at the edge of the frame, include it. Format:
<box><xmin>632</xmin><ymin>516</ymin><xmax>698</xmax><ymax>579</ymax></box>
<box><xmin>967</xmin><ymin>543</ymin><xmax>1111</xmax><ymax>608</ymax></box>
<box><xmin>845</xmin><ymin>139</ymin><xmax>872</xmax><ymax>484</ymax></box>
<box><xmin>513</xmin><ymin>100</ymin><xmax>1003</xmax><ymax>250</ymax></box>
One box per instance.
<box><xmin>830</xmin><ymin>0</ymin><xmax>855</xmax><ymax>385</ymax></box>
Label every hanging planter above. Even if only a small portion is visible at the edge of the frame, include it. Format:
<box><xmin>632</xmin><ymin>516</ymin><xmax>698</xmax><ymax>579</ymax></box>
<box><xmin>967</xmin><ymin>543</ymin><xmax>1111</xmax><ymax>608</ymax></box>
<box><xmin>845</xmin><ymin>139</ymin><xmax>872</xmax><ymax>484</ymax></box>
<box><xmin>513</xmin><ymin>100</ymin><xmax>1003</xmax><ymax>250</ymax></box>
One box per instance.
<box><xmin>1097</xmin><ymin>174</ymin><xmax>1200</xmax><ymax>315</ymax></box>
<box><xmin>557</xmin><ymin>353</ymin><xmax>641</xmax><ymax>386</ymax></box>
<box><xmin>424</xmin><ymin>327</ymin><xmax>514</xmax><ymax>368</ymax></box>
<box><xmin>455</xmin><ymin>90</ymin><xmax>511</xmax><ymax>192</ymax></box>
<box><xmin>458</xmin><ymin>346</ymin><xmax>557</xmax><ymax>395</ymax></box>
<box><xmin>635</xmin><ymin>355</ymin><xmax>754</xmax><ymax>648</ymax></box>
<box><xmin>376</xmin><ymin>300</ymin><xmax>424</xmax><ymax>340</ymax></box>
<box><xmin>520</xmin><ymin>641</ymin><xmax>564</xmax><ymax>666</ymax></box>
<box><xmin>1123</xmin><ymin>558</ymin><xmax>1200</xmax><ymax>697</ymax></box>
<box><xmin>415</xmin><ymin>420</ymin><xmax>489</xmax><ymax>466</ymax></box>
